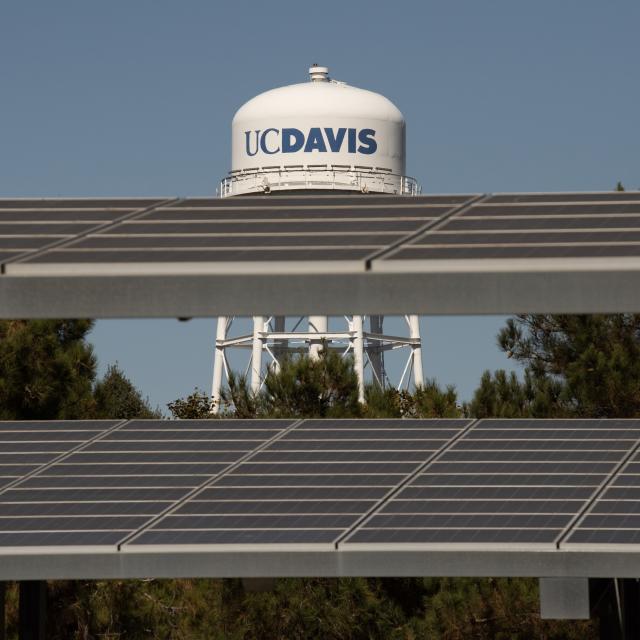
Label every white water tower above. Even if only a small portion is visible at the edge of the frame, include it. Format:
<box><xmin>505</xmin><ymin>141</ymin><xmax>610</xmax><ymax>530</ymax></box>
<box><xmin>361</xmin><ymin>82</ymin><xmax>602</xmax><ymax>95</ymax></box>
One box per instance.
<box><xmin>211</xmin><ymin>65</ymin><xmax>423</xmax><ymax>410</ymax></box>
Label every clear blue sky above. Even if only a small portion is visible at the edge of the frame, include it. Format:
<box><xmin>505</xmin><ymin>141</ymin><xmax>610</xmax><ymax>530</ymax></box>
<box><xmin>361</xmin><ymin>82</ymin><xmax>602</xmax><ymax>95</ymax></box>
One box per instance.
<box><xmin>1</xmin><ymin>1</ymin><xmax>638</xmax><ymax>412</ymax></box>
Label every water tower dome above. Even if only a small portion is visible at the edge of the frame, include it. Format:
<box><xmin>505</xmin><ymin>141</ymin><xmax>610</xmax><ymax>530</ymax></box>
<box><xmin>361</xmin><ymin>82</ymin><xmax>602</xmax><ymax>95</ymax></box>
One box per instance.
<box><xmin>220</xmin><ymin>65</ymin><xmax>418</xmax><ymax>196</ymax></box>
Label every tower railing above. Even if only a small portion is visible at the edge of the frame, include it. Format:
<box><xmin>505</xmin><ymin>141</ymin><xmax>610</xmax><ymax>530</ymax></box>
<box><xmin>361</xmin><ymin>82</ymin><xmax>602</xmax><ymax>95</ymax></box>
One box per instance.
<box><xmin>219</xmin><ymin>167</ymin><xmax>421</xmax><ymax>197</ymax></box>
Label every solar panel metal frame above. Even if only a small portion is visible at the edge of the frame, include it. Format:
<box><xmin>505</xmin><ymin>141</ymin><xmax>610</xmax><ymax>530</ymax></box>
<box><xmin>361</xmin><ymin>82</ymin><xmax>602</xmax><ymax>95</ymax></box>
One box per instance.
<box><xmin>4</xmin><ymin>418</ymin><xmax>640</xmax><ymax>581</ymax></box>
<box><xmin>2</xmin><ymin>192</ymin><xmax>640</xmax><ymax>317</ymax></box>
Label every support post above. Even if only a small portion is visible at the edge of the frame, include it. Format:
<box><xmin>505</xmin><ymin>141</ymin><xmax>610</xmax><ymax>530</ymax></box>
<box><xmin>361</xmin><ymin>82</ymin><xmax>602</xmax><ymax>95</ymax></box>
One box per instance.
<box><xmin>369</xmin><ymin>315</ymin><xmax>385</xmax><ymax>388</ymax></box>
<box><xmin>352</xmin><ymin>315</ymin><xmax>365</xmax><ymax>403</ymax></box>
<box><xmin>19</xmin><ymin>581</ymin><xmax>46</xmax><ymax>640</ymax></box>
<box><xmin>308</xmin><ymin>316</ymin><xmax>327</xmax><ymax>360</ymax></box>
<box><xmin>272</xmin><ymin>316</ymin><xmax>286</xmax><ymax>369</ymax></box>
<box><xmin>408</xmin><ymin>315</ymin><xmax>424</xmax><ymax>388</ymax></box>
<box><xmin>1</xmin><ymin>582</ymin><xmax>5</xmax><ymax>640</ymax></box>
<box><xmin>211</xmin><ymin>316</ymin><xmax>227</xmax><ymax>414</ymax></box>
<box><xmin>618</xmin><ymin>578</ymin><xmax>640</xmax><ymax>640</ymax></box>
<box><xmin>251</xmin><ymin>316</ymin><xmax>265</xmax><ymax>394</ymax></box>
<box><xmin>590</xmin><ymin>578</ymin><xmax>640</xmax><ymax>640</ymax></box>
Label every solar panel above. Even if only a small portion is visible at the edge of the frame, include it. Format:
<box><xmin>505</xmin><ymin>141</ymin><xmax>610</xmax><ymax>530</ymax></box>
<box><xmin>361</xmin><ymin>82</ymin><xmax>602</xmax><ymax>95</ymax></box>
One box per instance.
<box><xmin>5</xmin><ymin>195</ymin><xmax>472</xmax><ymax>273</ymax></box>
<box><xmin>342</xmin><ymin>419</ymin><xmax>640</xmax><ymax>547</ymax></box>
<box><xmin>0</xmin><ymin>198</ymin><xmax>170</xmax><ymax>265</ymax></box>
<box><xmin>379</xmin><ymin>192</ymin><xmax>640</xmax><ymax>263</ymax></box>
<box><xmin>126</xmin><ymin>418</ymin><xmax>471</xmax><ymax>547</ymax></box>
<box><xmin>0</xmin><ymin>420</ymin><xmax>121</xmax><ymax>491</ymax></box>
<box><xmin>563</xmin><ymin>445</ymin><xmax>640</xmax><ymax>546</ymax></box>
<box><xmin>2</xmin><ymin>191</ymin><xmax>640</xmax><ymax>317</ymax></box>
<box><xmin>3</xmin><ymin>418</ymin><xmax>640</xmax><ymax>581</ymax></box>
<box><xmin>0</xmin><ymin>419</ymin><xmax>294</xmax><ymax>547</ymax></box>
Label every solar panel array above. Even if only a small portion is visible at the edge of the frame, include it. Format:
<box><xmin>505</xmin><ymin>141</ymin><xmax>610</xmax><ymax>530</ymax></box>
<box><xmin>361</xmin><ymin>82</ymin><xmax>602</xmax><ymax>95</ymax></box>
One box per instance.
<box><xmin>0</xmin><ymin>198</ymin><xmax>169</xmax><ymax>266</ymax></box>
<box><xmin>130</xmin><ymin>419</ymin><xmax>470</xmax><ymax>546</ymax></box>
<box><xmin>344</xmin><ymin>419</ymin><xmax>640</xmax><ymax>547</ymax></box>
<box><xmin>2</xmin><ymin>191</ymin><xmax>640</xmax><ymax>274</ymax></box>
<box><xmin>2</xmin><ymin>195</ymin><xmax>475</xmax><ymax>273</ymax></box>
<box><xmin>0</xmin><ymin>420</ymin><xmax>120</xmax><ymax>491</ymax></box>
<box><xmin>566</xmin><ymin>444</ymin><xmax>640</xmax><ymax>546</ymax></box>
<box><xmin>0</xmin><ymin>419</ymin><xmax>294</xmax><ymax>546</ymax></box>
<box><xmin>3</xmin><ymin>418</ymin><xmax>640</xmax><ymax>552</ymax></box>
<box><xmin>379</xmin><ymin>192</ymin><xmax>640</xmax><ymax>266</ymax></box>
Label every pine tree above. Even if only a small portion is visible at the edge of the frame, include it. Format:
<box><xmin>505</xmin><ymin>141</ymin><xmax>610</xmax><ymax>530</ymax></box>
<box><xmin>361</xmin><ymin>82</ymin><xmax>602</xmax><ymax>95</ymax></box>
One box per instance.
<box><xmin>0</xmin><ymin>319</ymin><xmax>97</xmax><ymax>419</ymax></box>
<box><xmin>468</xmin><ymin>314</ymin><xmax>640</xmax><ymax>418</ymax></box>
<box><xmin>94</xmin><ymin>364</ymin><xmax>160</xmax><ymax>419</ymax></box>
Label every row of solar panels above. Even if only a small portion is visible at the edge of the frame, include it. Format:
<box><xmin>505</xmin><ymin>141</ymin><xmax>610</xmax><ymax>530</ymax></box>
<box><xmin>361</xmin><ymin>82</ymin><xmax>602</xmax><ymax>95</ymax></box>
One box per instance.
<box><xmin>2</xmin><ymin>192</ymin><xmax>640</xmax><ymax>273</ymax></box>
<box><xmin>2</xmin><ymin>191</ymin><xmax>640</xmax><ymax>318</ymax></box>
<box><xmin>1</xmin><ymin>418</ymin><xmax>640</xmax><ymax>550</ymax></box>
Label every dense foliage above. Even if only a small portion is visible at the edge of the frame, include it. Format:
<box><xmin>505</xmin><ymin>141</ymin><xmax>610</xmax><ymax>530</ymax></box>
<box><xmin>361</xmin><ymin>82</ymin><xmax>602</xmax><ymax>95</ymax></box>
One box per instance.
<box><xmin>168</xmin><ymin>351</ymin><xmax>461</xmax><ymax>420</ymax></box>
<box><xmin>3</xmin><ymin>577</ymin><xmax>597</xmax><ymax>639</ymax></box>
<box><xmin>94</xmin><ymin>364</ymin><xmax>159</xmax><ymax>419</ymax></box>
<box><xmin>468</xmin><ymin>314</ymin><xmax>640</xmax><ymax>419</ymax></box>
<box><xmin>0</xmin><ymin>319</ymin><xmax>97</xmax><ymax>419</ymax></box>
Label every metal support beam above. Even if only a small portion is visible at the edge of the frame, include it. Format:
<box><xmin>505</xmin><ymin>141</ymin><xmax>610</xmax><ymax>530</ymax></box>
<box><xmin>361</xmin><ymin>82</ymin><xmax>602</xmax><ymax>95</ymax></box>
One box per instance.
<box><xmin>539</xmin><ymin>577</ymin><xmax>590</xmax><ymax>620</ymax></box>
<box><xmin>351</xmin><ymin>316</ymin><xmax>365</xmax><ymax>403</ymax></box>
<box><xmin>19</xmin><ymin>581</ymin><xmax>46</xmax><ymax>640</ymax></box>
<box><xmin>272</xmin><ymin>316</ymin><xmax>286</xmax><ymax>367</ymax></box>
<box><xmin>211</xmin><ymin>316</ymin><xmax>227</xmax><ymax>414</ymax></box>
<box><xmin>408</xmin><ymin>315</ymin><xmax>424</xmax><ymax>388</ymax></box>
<box><xmin>211</xmin><ymin>314</ymin><xmax>421</xmax><ymax>400</ymax></box>
<box><xmin>618</xmin><ymin>578</ymin><xmax>640</xmax><ymax>640</ymax></box>
<box><xmin>308</xmin><ymin>316</ymin><xmax>327</xmax><ymax>360</ymax></box>
<box><xmin>369</xmin><ymin>315</ymin><xmax>384</xmax><ymax>387</ymax></box>
<box><xmin>590</xmin><ymin>578</ymin><xmax>640</xmax><ymax>640</ymax></box>
<box><xmin>250</xmin><ymin>316</ymin><xmax>264</xmax><ymax>394</ymax></box>
<box><xmin>0</xmin><ymin>582</ymin><xmax>5</xmax><ymax>640</ymax></box>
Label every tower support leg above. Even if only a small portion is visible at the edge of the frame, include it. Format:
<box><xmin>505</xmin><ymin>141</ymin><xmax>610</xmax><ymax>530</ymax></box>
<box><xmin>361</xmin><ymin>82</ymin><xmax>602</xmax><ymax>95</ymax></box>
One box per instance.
<box><xmin>369</xmin><ymin>315</ymin><xmax>384</xmax><ymax>387</ymax></box>
<box><xmin>19</xmin><ymin>581</ymin><xmax>46</xmax><ymax>640</ymax></box>
<box><xmin>251</xmin><ymin>316</ymin><xmax>265</xmax><ymax>394</ymax></box>
<box><xmin>211</xmin><ymin>316</ymin><xmax>227</xmax><ymax>414</ymax></box>
<box><xmin>272</xmin><ymin>316</ymin><xmax>286</xmax><ymax>370</ymax></box>
<box><xmin>308</xmin><ymin>316</ymin><xmax>328</xmax><ymax>360</ymax></box>
<box><xmin>408</xmin><ymin>315</ymin><xmax>424</xmax><ymax>388</ymax></box>
<box><xmin>352</xmin><ymin>315</ymin><xmax>365</xmax><ymax>403</ymax></box>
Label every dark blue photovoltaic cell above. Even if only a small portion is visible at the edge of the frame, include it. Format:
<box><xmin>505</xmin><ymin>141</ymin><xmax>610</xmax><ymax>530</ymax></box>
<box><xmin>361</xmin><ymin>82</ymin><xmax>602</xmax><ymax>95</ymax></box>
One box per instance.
<box><xmin>0</xmin><ymin>421</ymin><xmax>119</xmax><ymax>490</ymax></box>
<box><xmin>4</xmin><ymin>417</ymin><xmax>640</xmax><ymax>552</ymax></box>
<box><xmin>0</xmin><ymin>198</ymin><xmax>167</xmax><ymax>265</ymax></box>
<box><xmin>128</xmin><ymin>419</ymin><xmax>471</xmax><ymax>546</ymax></box>
<box><xmin>11</xmin><ymin>195</ymin><xmax>472</xmax><ymax>267</ymax></box>
<box><xmin>0</xmin><ymin>420</ymin><xmax>293</xmax><ymax>546</ymax></box>
<box><xmin>345</xmin><ymin>419</ymin><xmax>640</xmax><ymax>546</ymax></box>
<box><xmin>383</xmin><ymin>192</ymin><xmax>640</xmax><ymax>263</ymax></box>
<box><xmin>565</xmin><ymin>448</ymin><xmax>640</xmax><ymax>545</ymax></box>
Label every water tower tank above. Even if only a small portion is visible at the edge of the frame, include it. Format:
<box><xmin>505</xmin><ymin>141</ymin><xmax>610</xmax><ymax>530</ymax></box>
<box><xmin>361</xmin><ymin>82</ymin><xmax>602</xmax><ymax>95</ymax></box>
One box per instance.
<box><xmin>220</xmin><ymin>65</ymin><xmax>419</xmax><ymax>196</ymax></box>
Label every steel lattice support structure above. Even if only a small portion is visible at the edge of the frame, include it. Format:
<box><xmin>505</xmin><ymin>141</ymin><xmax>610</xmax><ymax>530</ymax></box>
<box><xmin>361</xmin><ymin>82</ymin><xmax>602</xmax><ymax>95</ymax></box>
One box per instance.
<box><xmin>210</xmin><ymin>314</ymin><xmax>423</xmax><ymax>411</ymax></box>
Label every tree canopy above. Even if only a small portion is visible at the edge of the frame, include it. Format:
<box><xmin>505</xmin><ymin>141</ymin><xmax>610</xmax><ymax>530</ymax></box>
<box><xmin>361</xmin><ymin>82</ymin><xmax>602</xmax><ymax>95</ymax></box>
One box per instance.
<box><xmin>468</xmin><ymin>314</ymin><xmax>640</xmax><ymax>419</ymax></box>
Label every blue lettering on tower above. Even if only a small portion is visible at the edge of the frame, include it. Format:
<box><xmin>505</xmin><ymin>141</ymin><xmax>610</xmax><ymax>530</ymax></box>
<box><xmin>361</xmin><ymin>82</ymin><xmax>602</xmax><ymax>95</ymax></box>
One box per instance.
<box><xmin>324</xmin><ymin>127</ymin><xmax>346</xmax><ymax>152</ymax></box>
<box><xmin>259</xmin><ymin>128</ymin><xmax>280</xmax><ymax>154</ymax></box>
<box><xmin>303</xmin><ymin>128</ymin><xmax>327</xmax><ymax>153</ymax></box>
<box><xmin>244</xmin><ymin>127</ymin><xmax>377</xmax><ymax>156</ymax></box>
<box><xmin>347</xmin><ymin>128</ymin><xmax>357</xmax><ymax>153</ymax></box>
<box><xmin>357</xmin><ymin>129</ymin><xmax>377</xmax><ymax>154</ymax></box>
<box><xmin>282</xmin><ymin>128</ymin><xmax>305</xmax><ymax>152</ymax></box>
<box><xmin>245</xmin><ymin>130</ymin><xmax>260</xmax><ymax>157</ymax></box>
